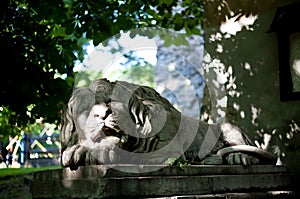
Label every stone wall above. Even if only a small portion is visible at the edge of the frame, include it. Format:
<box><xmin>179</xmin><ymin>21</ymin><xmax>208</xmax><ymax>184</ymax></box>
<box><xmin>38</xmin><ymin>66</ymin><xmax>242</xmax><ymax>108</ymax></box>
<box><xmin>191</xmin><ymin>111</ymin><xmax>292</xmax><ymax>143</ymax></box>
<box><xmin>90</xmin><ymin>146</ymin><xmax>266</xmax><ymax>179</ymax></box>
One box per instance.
<box><xmin>202</xmin><ymin>0</ymin><xmax>300</xmax><ymax>192</ymax></box>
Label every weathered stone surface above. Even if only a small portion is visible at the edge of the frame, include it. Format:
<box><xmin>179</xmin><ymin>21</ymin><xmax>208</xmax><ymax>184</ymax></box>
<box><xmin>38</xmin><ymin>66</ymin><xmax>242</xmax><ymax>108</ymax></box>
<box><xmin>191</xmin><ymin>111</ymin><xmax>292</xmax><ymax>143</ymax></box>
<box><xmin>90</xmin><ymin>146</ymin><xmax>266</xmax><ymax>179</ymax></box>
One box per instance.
<box><xmin>60</xmin><ymin>78</ymin><xmax>277</xmax><ymax>169</ymax></box>
<box><xmin>31</xmin><ymin>165</ymin><xmax>295</xmax><ymax>199</ymax></box>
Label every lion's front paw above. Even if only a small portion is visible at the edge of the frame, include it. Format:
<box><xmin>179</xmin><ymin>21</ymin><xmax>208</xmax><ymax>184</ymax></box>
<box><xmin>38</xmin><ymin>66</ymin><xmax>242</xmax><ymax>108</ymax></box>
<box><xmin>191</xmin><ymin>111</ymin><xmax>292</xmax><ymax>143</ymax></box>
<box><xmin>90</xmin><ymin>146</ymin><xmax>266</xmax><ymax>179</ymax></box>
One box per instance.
<box><xmin>62</xmin><ymin>144</ymin><xmax>88</xmax><ymax>170</ymax></box>
<box><xmin>90</xmin><ymin>136</ymin><xmax>121</xmax><ymax>164</ymax></box>
<box><xmin>225</xmin><ymin>152</ymin><xmax>259</xmax><ymax>166</ymax></box>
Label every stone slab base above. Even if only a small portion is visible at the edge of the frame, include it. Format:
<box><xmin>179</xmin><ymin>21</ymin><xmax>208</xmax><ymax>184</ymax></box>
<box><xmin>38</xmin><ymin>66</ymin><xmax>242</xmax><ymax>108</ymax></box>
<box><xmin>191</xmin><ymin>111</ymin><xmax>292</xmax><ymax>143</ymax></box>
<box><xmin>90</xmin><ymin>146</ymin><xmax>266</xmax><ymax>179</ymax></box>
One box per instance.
<box><xmin>31</xmin><ymin>165</ymin><xmax>295</xmax><ymax>199</ymax></box>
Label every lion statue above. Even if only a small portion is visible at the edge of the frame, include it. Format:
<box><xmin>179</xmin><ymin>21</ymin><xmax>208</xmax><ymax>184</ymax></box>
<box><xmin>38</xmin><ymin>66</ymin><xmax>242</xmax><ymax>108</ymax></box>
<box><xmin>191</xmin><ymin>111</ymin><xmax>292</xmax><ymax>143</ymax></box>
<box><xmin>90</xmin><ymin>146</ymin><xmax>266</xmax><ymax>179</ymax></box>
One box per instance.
<box><xmin>60</xmin><ymin>78</ymin><xmax>276</xmax><ymax>170</ymax></box>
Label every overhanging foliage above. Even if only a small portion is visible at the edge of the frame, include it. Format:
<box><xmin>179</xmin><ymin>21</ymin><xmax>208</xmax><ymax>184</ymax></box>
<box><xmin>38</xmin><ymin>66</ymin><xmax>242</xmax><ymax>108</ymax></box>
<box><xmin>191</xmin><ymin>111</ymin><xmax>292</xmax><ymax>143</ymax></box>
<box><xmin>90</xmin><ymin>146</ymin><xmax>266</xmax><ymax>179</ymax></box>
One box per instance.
<box><xmin>0</xmin><ymin>0</ymin><xmax>203</xmax><ymax>137</ymax></box>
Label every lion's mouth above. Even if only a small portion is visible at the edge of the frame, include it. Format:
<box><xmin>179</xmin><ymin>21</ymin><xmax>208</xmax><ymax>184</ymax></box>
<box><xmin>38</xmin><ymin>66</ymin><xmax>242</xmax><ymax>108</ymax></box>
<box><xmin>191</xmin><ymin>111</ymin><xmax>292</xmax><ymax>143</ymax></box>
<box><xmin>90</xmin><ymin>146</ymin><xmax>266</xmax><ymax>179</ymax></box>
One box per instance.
<box><xmin>102</xmin><ymin>125</ymin><xmax>123</xmax><ymax>137</ymax></box>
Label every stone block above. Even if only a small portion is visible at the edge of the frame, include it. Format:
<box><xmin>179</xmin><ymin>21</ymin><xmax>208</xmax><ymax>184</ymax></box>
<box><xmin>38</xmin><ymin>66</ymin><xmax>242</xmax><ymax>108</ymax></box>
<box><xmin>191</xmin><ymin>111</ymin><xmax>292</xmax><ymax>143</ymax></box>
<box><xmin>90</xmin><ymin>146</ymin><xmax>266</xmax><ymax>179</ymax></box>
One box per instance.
<box><xmin>31</xmin><ymin>165</ymin><xmax>295</xmax><ymax>199</ymax></box>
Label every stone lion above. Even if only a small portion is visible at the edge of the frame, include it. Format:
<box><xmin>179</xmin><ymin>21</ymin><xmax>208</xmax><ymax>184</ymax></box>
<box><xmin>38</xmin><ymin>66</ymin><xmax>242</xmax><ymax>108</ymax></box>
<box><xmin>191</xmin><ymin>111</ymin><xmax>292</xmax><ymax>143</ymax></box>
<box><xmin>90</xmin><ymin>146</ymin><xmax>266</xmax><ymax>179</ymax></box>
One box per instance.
<box><xmin>60</xmin><ymin>78</ymin><xmax>276</xmax><ymax>170</ymax></box>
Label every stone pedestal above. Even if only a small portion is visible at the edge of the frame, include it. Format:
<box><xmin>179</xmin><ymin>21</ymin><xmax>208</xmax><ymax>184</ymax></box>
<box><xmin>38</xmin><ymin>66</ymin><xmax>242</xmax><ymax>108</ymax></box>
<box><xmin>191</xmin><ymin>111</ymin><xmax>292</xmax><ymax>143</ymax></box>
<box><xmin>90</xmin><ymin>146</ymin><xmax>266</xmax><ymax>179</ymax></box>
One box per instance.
<box><xmin>31</xmin><ymin>165</ymin><xmax>295</xmax><ymax>199</ymax></box>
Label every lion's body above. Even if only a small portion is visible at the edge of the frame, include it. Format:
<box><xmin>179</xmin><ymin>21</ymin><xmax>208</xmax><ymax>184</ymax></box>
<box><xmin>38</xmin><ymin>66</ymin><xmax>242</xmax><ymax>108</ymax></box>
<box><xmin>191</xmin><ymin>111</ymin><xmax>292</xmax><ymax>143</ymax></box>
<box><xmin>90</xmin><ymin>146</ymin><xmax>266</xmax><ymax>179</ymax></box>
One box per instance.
<box><xmin>60</xmin><ymin>78</ymin><xmax>276</xmax><ymax>169</ymax></box>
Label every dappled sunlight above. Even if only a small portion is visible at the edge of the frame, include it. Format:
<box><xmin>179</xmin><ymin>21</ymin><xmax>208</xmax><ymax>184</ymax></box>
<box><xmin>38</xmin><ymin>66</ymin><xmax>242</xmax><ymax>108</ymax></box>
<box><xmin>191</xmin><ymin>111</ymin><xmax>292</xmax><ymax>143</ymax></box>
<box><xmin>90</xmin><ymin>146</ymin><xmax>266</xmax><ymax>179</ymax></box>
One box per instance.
<box><xmin>250</xmin><ymin>104</ymin><xmax>261</xmax><ymax>126</ymax></box>
<box><xmin>243</xmin><ymin>62</ymin><xmax>254</xmax><ymax>76</ymax></box>
<box><xmin>220</xmin><ymin>13</ymin><xmax>257</xmax><ymax>36</ymax></box>
<box><xmin>202</xmin><ymin>52</ymin><xmax>227</xmax><ymax>123</ymax></box>
<box><xmin>203</xmin><ymin>0</ymin><xmax>300</xmax><ymax>172</ymax></box>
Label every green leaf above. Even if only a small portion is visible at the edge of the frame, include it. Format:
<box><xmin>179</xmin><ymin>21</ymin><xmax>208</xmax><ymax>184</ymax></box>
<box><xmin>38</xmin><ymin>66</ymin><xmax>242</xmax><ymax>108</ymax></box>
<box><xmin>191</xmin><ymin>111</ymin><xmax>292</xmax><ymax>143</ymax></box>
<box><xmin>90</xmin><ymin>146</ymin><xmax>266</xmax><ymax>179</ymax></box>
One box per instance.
<box><xmin>191</xmin><ymin>26</ymin><xmax>201</xmax><ymax>35</ymax></box>
<box><xmin>184</xmin><ymin>21</ymin><xmax>193</xmax><ymax>35</ymax></box>
<box><xmin>163</xmin><ymin>0</ymin><xmax>173</xmax><ymax>5</ymax></box>
<box><xmin>93</xmin><ymin>30</ymin><xmax>104</xmax><ymax>46</ymax></box>
<box><xmin>173</xmin><ymin>13</ymin><xmax>184</xmax><ymax>31</ymax></box>
<box><xmin>51</xmin><ymin>24</ymin><xmax>66</xmax><ymax>38</ymax></box>
<box><xmin>166</xmin><ymin>157</ymin><xmax>178</xmax><ymax>165</ymax></box>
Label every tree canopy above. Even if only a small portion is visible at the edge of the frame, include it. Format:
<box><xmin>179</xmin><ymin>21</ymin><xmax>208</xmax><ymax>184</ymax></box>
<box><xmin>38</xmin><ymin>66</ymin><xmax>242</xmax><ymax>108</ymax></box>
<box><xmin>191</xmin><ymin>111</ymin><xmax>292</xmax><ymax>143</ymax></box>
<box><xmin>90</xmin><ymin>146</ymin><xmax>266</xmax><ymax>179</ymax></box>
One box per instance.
<box><xmin>0</xmin><ymin>0</ymin><xmax>203</xmax><ymax>138</ymax></box>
